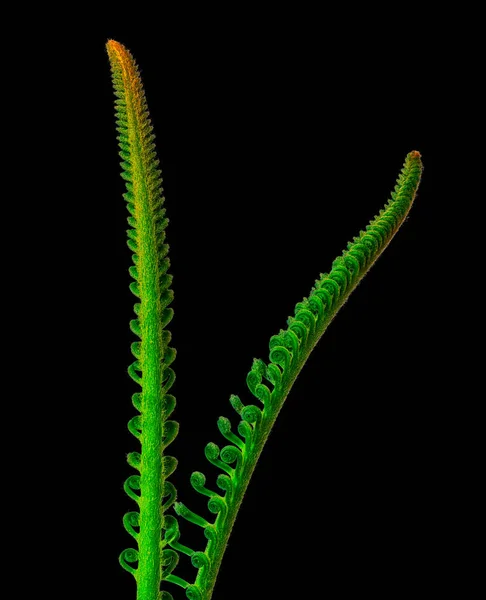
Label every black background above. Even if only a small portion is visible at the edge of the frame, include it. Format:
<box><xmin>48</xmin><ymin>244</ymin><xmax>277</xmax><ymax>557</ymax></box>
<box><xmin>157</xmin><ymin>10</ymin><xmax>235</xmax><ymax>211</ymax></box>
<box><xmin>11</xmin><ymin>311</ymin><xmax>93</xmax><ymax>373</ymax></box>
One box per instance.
<box><xmin>39</xmin><ymin>17</ymin><xmax>477</xmax><ymax>600</ymax></box>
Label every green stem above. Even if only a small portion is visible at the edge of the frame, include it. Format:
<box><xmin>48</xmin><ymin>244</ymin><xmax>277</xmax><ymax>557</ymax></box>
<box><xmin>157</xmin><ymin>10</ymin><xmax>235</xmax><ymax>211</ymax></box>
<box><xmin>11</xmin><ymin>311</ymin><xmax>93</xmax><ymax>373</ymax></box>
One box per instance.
<box><xmin>136</xmin><ymin>183</ymin><xmax>164</xmax><ymax>599</ymax></box>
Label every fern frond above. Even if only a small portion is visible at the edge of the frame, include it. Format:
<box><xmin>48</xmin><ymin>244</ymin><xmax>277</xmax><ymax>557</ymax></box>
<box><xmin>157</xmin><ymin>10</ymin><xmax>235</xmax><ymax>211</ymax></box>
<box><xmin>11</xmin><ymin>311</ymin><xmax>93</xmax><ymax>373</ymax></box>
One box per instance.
<box><xmin>107</xmin><ymin>39</ymin><xmax>179</xmax><ymax>600</ymax></box>
<box><xmin>171</xmin><ymin>151</ymin><xmax>423</xmax><ymax>599</ymax></box>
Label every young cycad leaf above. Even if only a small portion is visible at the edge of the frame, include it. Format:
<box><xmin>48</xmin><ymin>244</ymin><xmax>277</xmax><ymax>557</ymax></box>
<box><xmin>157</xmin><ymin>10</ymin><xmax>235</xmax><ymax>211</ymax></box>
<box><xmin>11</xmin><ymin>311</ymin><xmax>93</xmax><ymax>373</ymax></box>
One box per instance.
<box><xmin>106</xmin><ymin>39</ymin><xmax>179</xmax><ymax>600</ymax></box>
<box><xmin>170</xmin><ymin>151</ymin><xmax>423</xmax><ymax>600</ymax></box>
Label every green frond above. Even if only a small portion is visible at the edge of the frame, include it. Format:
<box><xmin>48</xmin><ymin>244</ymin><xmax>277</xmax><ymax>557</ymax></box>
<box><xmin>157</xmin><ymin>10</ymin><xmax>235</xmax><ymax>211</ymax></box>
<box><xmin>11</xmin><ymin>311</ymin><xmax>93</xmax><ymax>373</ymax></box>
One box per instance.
<box><xmin>170</xmin><ymin>150</ymin><xmax>423</xmax><ymax>600</ymax></box>
<box><xmin>107</xmin><ymin>38</ymin><xmax>180</xmax><ymax>600</ymax></box>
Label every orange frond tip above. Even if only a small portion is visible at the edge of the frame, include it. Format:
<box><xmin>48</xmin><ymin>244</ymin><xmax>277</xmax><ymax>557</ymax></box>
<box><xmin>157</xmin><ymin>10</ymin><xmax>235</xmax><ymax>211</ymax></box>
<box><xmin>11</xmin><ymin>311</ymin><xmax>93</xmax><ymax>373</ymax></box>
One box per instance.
<box><xmin>106</xmin><ymin>39</ymin><xmax>135</xmax><ymax>73</ymax></box>
<box><xmin>106</xmin><ymin>39</ymin><xmax>124</xmax><ymax>52</ymax></box>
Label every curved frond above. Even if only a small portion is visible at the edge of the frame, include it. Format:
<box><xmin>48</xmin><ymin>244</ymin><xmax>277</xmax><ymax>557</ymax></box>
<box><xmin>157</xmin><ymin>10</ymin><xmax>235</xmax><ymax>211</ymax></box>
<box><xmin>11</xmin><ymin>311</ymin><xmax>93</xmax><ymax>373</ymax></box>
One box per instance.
<box><xmin>171</xmin><ymin>151</ymin><xmax>423</xmax><ymax>599</ymax></box>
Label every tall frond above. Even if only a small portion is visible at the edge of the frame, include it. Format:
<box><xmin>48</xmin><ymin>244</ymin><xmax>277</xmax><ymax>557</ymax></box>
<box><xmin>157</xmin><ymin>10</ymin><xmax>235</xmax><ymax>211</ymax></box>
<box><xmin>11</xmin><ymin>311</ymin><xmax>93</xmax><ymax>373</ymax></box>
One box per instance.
<box><xmin>107</xmin><ymin>39</ymin><xmax>178</xmax><ymax>600</ymax></box>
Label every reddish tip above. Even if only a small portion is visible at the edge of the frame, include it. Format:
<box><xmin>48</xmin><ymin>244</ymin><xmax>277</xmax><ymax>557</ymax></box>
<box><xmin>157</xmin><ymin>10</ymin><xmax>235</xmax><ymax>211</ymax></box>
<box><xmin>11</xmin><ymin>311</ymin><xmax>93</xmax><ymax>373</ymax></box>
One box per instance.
<box><xmin>106</xmin><ymin>39</ymin><xmax>123</xmax><ymax>51</ymax></box>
